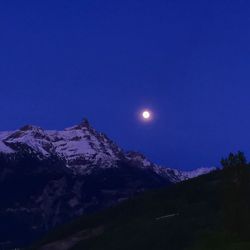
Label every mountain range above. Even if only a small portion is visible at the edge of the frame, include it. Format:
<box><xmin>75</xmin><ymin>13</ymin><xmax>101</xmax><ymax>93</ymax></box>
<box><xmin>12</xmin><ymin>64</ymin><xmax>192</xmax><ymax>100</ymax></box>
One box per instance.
<box><xmin>0</xmin><ymin>118</ymin><xmax>215</xmax><ymax>248</ymax></box>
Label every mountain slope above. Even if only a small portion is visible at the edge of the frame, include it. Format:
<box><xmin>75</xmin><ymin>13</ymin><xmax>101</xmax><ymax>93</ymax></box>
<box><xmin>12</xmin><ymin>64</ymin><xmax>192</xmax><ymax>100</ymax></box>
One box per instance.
<box><xmin>34</xmin><ymin>165</ymin><xmax>250</xmax><ymax>250</ymax></box>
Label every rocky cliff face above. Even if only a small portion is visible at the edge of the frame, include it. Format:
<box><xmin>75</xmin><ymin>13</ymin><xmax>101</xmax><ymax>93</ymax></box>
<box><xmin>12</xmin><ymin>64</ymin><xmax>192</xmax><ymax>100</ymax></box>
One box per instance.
<box><xmin>0</xmin><ymin>119</ymin><xmax>215</xmax><ymax>248</ymax></box>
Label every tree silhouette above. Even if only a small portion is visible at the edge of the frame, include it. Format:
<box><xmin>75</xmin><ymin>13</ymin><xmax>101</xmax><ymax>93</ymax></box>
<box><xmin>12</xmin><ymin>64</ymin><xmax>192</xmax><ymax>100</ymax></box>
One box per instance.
<box><xmin>221</xmin><ymin>151</ymin><xmax>250</xmax><ymax>238</ymax></box>
<box><xmin>221</xmin><ymin>151</ymin><xmax>247</xmax><ymax>169</ymax></box>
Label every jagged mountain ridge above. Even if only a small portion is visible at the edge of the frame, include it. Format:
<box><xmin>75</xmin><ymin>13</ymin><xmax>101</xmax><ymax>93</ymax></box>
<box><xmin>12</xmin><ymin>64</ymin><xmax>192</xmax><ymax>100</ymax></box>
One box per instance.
<box><xmin>0</xmin><ymin>119</ymin><xmax>215</xmax><ymax>248</ymax></box>
<box><xmin>0</xmin><ymin>118</ymin><xmax>214</xmax><ymax>180</ymax></box>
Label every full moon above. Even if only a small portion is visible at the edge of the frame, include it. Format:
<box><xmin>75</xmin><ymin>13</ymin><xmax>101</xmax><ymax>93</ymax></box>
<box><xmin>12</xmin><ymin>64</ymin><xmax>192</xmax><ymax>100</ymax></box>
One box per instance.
<box><xmin>142</xmin><ymin>110</ymin><xmax>151</xmax><ymax>120</ymax></box>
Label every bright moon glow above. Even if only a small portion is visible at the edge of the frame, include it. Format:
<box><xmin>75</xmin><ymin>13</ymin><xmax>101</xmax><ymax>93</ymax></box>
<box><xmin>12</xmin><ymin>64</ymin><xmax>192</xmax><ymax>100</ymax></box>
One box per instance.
<box><xmin>142</xmin><ymin>110</ymin><xmax>151</xmax><ymax>120</ymax></box>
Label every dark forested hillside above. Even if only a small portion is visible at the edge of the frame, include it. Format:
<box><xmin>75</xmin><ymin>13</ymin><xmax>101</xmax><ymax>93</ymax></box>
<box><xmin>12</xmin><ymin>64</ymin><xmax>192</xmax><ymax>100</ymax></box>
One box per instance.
<box><xmin>34</xmin><ymin>152</ymin><xmax>250</xmax><ymax>250</ymax></box>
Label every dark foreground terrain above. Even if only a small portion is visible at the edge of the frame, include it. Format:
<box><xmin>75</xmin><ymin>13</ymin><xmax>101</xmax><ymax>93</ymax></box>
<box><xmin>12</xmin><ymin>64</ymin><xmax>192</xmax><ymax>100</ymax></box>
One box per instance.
<box><xmin>33</xmin><ymin>153</ymin><xmax>250</xmax><ymax>250</ymax></box>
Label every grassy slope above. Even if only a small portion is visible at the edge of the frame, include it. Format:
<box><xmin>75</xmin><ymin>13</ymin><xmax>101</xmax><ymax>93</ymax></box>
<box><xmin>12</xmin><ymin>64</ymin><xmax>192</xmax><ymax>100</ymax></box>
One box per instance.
<box><xmin>33</xmin><ymin>167</ymin><xmax>250</xmax><ymax>250</ymax></box>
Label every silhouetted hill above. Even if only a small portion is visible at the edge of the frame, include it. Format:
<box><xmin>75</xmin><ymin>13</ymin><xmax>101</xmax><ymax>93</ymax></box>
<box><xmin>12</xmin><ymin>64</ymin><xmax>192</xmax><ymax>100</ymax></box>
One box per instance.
<box><xmin>34</xmin><ymin>163</ymin><xmax>250</xmax><ymax>250</ymax></box>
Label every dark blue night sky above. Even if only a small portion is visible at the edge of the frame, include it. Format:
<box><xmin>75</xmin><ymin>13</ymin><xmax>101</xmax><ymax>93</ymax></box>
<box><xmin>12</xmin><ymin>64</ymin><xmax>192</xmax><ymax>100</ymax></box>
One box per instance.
<box><xmin>1</xmin><ymin>0</ymin><xmax>250</xmax><ymax>170</ymax></box>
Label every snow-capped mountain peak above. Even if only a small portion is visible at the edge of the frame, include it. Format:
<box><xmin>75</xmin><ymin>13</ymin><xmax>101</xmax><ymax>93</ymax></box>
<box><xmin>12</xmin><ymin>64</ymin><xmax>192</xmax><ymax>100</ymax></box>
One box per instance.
<box><xmin>2</xmin><ymin>125</ymin><xmax>53</xmax><ymax>156</ymax></box>
<box><xmin>48</xmin><ymin>120</ymin><xmax>122</xmax><ymax>170</ymax></box>
<box><xmin>0</xmin><ymin>120</ymin><xmax>122</xmax><ymax>172</ymax></box>
<box><xmin>65</xmin><ymin>118</ymin><xmax>91</xmax><ymax>131</ymax></box>
<box><xmin>0</xmin><ymin>119</ymin><xmax>215</xmax><ymax>180</ymax></box>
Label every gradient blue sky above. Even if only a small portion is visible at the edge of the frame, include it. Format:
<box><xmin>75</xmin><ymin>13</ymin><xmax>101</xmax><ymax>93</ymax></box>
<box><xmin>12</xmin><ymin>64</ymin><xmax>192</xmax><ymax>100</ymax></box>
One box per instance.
<box><xmin>1</xmin><ymin>0</ymin><xmax>250</xmax><ymax>170</ymax></box>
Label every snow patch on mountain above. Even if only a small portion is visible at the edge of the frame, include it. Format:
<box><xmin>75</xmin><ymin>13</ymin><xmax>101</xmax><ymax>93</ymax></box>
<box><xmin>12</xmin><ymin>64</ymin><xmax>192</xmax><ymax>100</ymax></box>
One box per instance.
<box><xmin>125</xmin><ymin>151</ymin><xmax>152</xmax><ymax>168</ymax></box>
<box><xmin>181</xmin><ymin>167</ymin><xmax>217</xmax><ymax>180</ymax></box>
<box><xmin>0</xmin><ymin>132</ymin><xmax>15</xmax><ymax>154</ymax></box>
<box><xmin>3</xmin><ymin>125</ymin><xmax>54</xmax><ymax>157</ymax></box>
